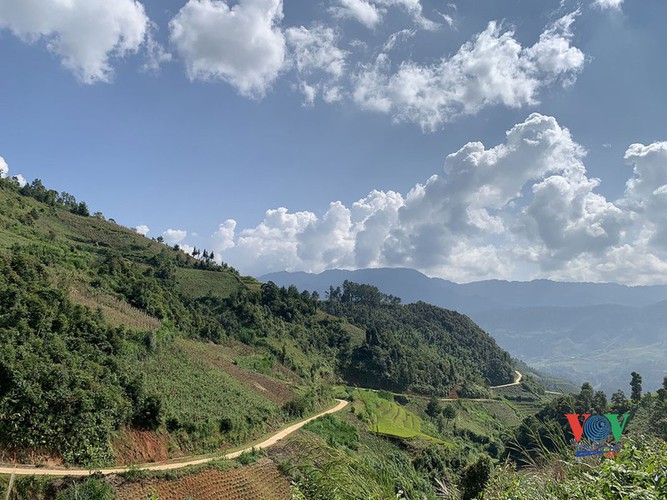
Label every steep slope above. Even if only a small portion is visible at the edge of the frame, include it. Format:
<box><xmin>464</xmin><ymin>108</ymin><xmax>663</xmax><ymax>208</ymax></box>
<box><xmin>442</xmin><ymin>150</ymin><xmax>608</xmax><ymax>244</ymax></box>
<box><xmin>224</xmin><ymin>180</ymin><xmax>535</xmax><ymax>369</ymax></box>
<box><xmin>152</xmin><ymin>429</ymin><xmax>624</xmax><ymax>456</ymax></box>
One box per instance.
<box><xmin>0</xmin><ymin>177</ymin><xmax>516</xmax><ymax>466</ymax></box>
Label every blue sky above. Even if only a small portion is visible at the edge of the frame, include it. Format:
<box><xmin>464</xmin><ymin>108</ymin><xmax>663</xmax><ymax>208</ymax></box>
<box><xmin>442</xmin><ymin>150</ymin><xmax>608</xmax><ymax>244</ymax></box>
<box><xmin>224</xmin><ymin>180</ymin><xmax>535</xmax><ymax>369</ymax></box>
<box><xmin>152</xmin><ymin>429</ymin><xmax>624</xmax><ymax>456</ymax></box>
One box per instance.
<box><xmin>1</xmin><ymin>0</ymin><xmax>667</xmax><ymax>284</ymax></box>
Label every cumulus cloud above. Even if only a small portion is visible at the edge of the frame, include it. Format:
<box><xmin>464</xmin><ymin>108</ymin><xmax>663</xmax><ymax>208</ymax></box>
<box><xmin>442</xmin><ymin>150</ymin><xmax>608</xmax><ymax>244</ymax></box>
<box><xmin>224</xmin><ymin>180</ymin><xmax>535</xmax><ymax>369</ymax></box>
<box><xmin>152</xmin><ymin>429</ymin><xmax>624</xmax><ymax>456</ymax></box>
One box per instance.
<box><xmin>211</xmin><ymin>115</ymin><xmax>667</xmax><ymax>285</ymax></box>
<box><xmin>352</xmin><ymin>13</ymin><xmax>584</xmax><ymax>131</ymax></box>
<box><xmin>169</xmin><ymin>0</ymin><xmax>286</xmax><ymax>97</ymax></box>
<box><xmin>134</xmin><ymin>224</ymin><xmax>150</xmax><ymax>236</ymax></box>
<box><xmin>622</xmin><ymin>142</ymin><xmax>667</xmax><ymax>248</ymax></box>
<box><xmin>0</xmin><ymin>0</ymin><xmax>149</xmax><ymax>83</ymax></box>
<box><xmin>13</xmin><ymin>174</ymin><xmax>27</xmax><ymax>187</ymax></box>
<box><xmin>212</xmin><ymin>219</ymin><xmax>237</xmax><ymax>254</ymax></box>
<box><xmin>162</xmin><ymin>228</ymin><xmax>187</xmax><ymax>244</ymax></box>
<box><xmin>0</xmin><ymin>156</ymin><xmax>26</xmax><ymax>186</ymax></box>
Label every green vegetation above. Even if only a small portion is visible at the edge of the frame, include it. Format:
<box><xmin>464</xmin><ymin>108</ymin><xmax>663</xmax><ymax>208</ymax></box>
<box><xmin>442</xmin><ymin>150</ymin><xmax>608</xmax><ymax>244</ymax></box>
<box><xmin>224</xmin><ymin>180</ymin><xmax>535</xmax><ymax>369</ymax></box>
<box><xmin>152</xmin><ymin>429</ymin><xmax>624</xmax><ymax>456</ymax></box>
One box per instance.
<box><xmin>0</xmin><ymin>177</ymin><xmax>519</xmax><ymax>469</ymax></box>
<box><xmin>323</xmin><ymin>281</ymin><xmax>515</xmax><ymax>395</ymax></box>
<box><xmin>303</xmin><ymin>414</ymin><xmax>359</xmax><ymax>450</ymax></box>
<box><xmin>137</xmin><ymin>339</ymin><xmax>279</xmax><ymax>450</ymax></box>
<box><xmin>8</xmin><ymin>176</ymin><xmax>666</xmax><ymax>498</ymax></box>
<box><xmin>485</xmin><ymin>436</ymin><xmax>667</xmax><ymax>499</ymax></box>
<box><xmin>353</xmin><ymin>389</ymin><xmax>439</xmax><ymax>441</ymax></box>
<box><xmin>289</xmin><ymin>436</ymin><xmax>440</xmax><ymax>500</ymax></box>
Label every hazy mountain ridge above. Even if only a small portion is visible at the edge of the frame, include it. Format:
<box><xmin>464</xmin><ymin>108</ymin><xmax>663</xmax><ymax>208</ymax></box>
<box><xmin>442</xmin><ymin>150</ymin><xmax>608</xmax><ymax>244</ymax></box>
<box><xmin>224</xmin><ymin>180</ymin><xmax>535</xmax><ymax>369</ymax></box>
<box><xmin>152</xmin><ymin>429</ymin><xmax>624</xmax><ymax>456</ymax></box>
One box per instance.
<box><xmin>260</xmin><ymin>268</ymin><xmax>667</xmax><ymax>392</ymax></box>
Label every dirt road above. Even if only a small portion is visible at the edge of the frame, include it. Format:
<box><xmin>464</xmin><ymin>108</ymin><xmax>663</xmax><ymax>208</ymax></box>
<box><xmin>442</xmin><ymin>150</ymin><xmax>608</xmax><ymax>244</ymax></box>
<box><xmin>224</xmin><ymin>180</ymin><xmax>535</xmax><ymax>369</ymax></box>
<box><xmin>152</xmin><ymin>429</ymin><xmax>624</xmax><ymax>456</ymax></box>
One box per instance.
<box><xmin>490</xmin><ymin>370</ymin><xmax>523</xmax><ymax>389</ymax></box>
<box><xmin>0</xmin><ymin>399</ymin><xmax>349</xmax><ymax>477</ymax></box>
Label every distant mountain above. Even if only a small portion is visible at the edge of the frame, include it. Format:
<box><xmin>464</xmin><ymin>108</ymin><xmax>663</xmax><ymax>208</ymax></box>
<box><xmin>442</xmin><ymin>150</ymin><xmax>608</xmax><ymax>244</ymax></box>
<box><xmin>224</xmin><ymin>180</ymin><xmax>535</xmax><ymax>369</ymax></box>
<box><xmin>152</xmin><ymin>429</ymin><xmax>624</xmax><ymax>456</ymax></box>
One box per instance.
<box><xmin>260</xmin><ymin>268</ymin><xmax>667</xmax><ymax>393</ymax></box>
<box><xmin>260</xmin><ymin>268</ymin><xmax>667</xmax><ymax>310</ymax></box>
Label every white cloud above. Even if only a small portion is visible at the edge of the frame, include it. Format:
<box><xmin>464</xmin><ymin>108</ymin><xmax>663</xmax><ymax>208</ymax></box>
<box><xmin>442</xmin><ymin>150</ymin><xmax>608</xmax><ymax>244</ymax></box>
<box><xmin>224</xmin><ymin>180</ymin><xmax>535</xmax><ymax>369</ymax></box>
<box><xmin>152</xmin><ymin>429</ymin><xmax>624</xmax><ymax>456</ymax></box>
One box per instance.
<box><xmin>220</xmin><ymin>114</ymin><xmax>590</xmax><ymax>276</ymax></box>
<box><xmin>212</xmin><ymin>219</ymin><xmax>237</xmax><ymax>254</ymax></box>
<box><xmin>0</xmin><ymin>0</ymin><xmax>149</xmax><ymax>83</ymax></box>
<box><xmin>593</xmin><ymin>0</ymin><xmax>623</xmax><ymax>10</ymax></box>
<box><xmin>134</xmin><ymin>224</ymin><xmax>150</xmax><ymax>236</ymax></box>
<box><xmin>332</xmin><ymin>0</ymin><xmax>383</xmax><ymax>29</ymax></box>
<box><xmin>382</xmin><ymin>29</ymin><xmax>416</xmax><ymax>52</ymax></box>
<box><xmin>286</xmin><ymin>24</ymin><xmax>346</xmax><ymax>78</ymax></box>
<box><xmin>332</xmin><ymin>0</ymin><xmax>437</xmax><ymax>30</ymax></box>
<box><xmin>142</xmin><ymin>24</ymin><xmax>172</xmax><ymax>73</ymax></box>
<box><xmin>622</xmin><ymin>142</ymin><xmax>667</xmax><ymax>248</ymax></box>
<box><xmin>211</xmin><ymin>114</ymin><xmax>667</xmax><ymax>285</ymax></box>
<box><xmin>13</xmin><ymin>174</ymin><xmax>27</xmax><ymax>188</ymax></box>
<box><xmin>169</xmin><ymin>0</ymin><xmax>286</xmax><ymax>97</ymax></box>
<box><xmin>374</xmin><ymin>0</ymin><xmax>438</xmax><ymax>31</ymax></box>
<box><xmin>233</xmin><ymin>208</ymin><xmax>317</xmax><ymax>271</ymax></box>
<box><xmin>286</xmin><ymin>24</ymin><xmax>347</xmax><ymax>104</ymax></box>
<box><xmin>352</xmin><ymin>13</ymin><xmax>584</xmax><ymax>131</ymax></box>
<box><xmin>0</xmin><ymin>157</ymin><xmax>8</xmax><ymax>178</ymax></box>
<box><xmin>323</xmin><ymin>86</ymin><xmax>343</xmax><ymax>103</ymax></box>
<box><xmin>0</xmin><ymin>157</ymin><xmax>26</xmax><ymax>186</ymax></box>
<box><xmin>436</xmin><ymin>11</ymin><xmax>455</xmax><ymax>29</ymax></box>
<box><xmin>162</xmin><ymin>228</ymin><xmax>187</xmax><ymax>244</ymax></box>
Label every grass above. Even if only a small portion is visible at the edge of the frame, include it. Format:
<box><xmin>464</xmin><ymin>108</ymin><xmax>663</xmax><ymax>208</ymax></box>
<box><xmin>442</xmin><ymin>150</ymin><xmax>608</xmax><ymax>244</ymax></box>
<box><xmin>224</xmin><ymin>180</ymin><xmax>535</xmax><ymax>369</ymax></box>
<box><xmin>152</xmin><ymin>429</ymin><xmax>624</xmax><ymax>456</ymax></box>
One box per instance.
<box><xmin>0</xmin><ymin>188</ymin><xmax>249</xmax><ymax>305</ymax></box>
<box><xmin>303</xmin><ymin>415</ymin><xmax>360</xmax><ymax>450</ymax></box>
<box><xmin>352</xmin><ymin>390</ymin><xmax>442</xmax><ymax>442</ymax></box>
<box><xmin>130</xmin><ymin>338</ymin><xmax>281</xmax><ymax>452</ymax></box>
<box><xmin>175</xmin><ymin>267</ymin><xmax>245</xmax><ymax>299</ymax></box>
<box><xmin>234</xmin><ymin>353</ymin><xmax>275</xmax><ymax>375</ymax></box>
<box><xmin>69</xmin><ymin>284</ymin><xmax>162</xmax><ymax>331</ymax></box>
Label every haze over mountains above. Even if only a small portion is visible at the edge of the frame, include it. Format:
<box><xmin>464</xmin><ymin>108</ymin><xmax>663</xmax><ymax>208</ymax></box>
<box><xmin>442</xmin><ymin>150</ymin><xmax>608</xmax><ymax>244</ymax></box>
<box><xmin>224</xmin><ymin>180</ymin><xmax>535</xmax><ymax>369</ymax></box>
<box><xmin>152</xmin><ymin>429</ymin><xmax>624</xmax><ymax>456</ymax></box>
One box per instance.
<box><xmin>260</xmin><ymin>268</ymin><xmax>667</xmax><ymax>393</ymax></box>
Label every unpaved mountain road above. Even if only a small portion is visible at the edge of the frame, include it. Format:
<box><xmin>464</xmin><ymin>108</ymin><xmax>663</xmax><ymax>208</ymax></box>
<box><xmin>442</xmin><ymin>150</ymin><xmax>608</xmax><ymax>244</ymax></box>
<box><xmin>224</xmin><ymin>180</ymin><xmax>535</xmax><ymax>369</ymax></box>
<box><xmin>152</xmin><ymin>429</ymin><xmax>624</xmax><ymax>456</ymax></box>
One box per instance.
<box><xmin>490</xmin><ymin>370</ymin><xmax>523</xmax><ymax>389</ymax></box>
<box><xmin>439</xmin><ymin>370</ymin><xmax>524</xmax><ymax>402</ymax></box>
<box><xmin>0</xmin><ymin>399</ymin><xmax>349</xmax><ymax>477</ymax></box>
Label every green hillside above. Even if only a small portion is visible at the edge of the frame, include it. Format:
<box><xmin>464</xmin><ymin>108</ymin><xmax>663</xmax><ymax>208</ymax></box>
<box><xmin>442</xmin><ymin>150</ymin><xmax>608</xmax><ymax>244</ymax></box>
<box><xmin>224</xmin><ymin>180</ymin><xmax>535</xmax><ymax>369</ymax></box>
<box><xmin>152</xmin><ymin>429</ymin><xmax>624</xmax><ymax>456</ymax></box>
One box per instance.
<box><xmin>2</xmin><ymin>176</ymin><xmax>666</xmax><ymax>499</ymax></box>
<box><xmin>0</xmin><ymin>177</ymin><xmax>517</xmax><ymax>468</ymax></box>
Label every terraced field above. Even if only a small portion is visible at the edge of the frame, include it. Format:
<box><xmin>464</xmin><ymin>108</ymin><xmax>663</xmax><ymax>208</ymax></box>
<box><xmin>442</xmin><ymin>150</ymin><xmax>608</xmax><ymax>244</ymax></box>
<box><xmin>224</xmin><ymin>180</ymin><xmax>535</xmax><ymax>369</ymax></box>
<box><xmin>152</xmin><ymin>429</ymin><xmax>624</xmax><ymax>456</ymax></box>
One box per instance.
<box><xmin>353</xmin><ymin>390</ymin><xmax>441</xmax><ymax>441</ymax></box>
<box><xmin>116</xmin><ymin>458</ymin><xmax>290</xmax><ymax>500</ymax></box>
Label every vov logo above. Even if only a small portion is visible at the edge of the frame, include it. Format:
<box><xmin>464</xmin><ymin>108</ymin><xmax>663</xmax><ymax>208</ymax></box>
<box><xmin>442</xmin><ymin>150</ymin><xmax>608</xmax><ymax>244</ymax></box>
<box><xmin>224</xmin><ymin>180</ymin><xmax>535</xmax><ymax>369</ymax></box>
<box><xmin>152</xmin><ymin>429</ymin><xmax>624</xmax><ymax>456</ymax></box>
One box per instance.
<box><xmin>564</xmin><ymin>413</ymin><xmax>630</xmax><ymax>457</ymax></box>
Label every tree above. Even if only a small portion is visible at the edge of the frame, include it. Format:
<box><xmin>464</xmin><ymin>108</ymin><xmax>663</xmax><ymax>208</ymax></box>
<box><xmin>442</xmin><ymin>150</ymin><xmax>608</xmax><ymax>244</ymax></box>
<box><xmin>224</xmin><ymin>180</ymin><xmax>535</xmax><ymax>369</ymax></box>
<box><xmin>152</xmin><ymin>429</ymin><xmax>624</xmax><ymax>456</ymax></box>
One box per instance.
<box><xmin>592</xmin><ymin>390</ymin><xmax>607</xmax><ymax>413</ymax></box>
<box><xmin>441</xmin><ymin>404</ymin><xmax>456</xmax><ymax>420</ymax></box>
<box><xmin>577</xmin><ymin>382</ymin><xmax>594</xmax><ymax>411</ymax></box>
<box><xmin>74</xmin><ymin>201</ymin><xmax>89</xmax><ymax>217</ymax></box>
<box><xmin>426</xmin><ymin>397</ymin><xmax>443</xmax><ymax>418</ymax></box>
<box><xmin>611</xmin><ymin>389</ymin><xmax>628</xmax><ymax>412</ymax></box>
<box><xmin>461</xmin><ymin>455</ymin><xmax>492</xmax><ymax>500</ymax></box>
<box><xmin>659</xmin><ymin>377</ymin><xmax>667</xmax><ymax>401</ymax></box>
<box><xmin>156</xmin><ymin>236</ymin><xmax>164</xmax><ymax>243</ymax></box>
<box><xmin>631</xmin><ymin>372</ymin><xmax>643</xmax><ymax>402</ymax></box>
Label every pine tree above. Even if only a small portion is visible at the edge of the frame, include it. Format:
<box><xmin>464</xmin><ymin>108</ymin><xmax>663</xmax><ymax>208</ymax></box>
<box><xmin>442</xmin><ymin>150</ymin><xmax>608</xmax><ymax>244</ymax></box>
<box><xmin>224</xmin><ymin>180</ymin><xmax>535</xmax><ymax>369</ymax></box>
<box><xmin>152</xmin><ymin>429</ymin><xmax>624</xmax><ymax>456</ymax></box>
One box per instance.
<box><xmin>630</xmin><ymin>372</ymin><xmax>642</xmax><ymax>402</ymax></box>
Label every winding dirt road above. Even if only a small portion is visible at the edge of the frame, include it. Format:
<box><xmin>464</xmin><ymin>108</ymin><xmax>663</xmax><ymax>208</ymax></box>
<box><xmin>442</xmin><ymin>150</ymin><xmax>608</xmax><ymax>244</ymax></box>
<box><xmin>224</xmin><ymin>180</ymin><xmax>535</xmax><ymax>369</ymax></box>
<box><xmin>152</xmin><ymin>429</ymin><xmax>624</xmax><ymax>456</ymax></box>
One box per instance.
<box><xmin>439</xmin><ymin>371</ymin><xmax>524</xmax><ymax>402</ymax></box>
<box><xmin>490</xmin><ymin>370</ymin><xmax>523</xmax><ymax>389</ymax></box>
<box><xmin>0</xmin><ymin>399</ymin><xmax>349</xmax><ymax>477</ymax></box>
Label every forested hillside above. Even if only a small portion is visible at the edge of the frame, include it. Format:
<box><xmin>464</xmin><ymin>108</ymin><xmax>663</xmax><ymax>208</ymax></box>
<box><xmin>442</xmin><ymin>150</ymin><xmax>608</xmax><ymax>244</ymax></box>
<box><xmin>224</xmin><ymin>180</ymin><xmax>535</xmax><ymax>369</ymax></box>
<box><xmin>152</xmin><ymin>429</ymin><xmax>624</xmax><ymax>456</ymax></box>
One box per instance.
<box><xmin>322</xmin><ymin>281</ymin><xmax>515</xmax><ymax>394</ymax></box>
<box><xmin>263</xmin><ymin>268</ymin><xmax>667</xmax><ymax>392</ymax></box>
<box><xmin>0</xmin><ymin>176</ymin><xmax>515</xmax><ymax>466</ymax></box>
